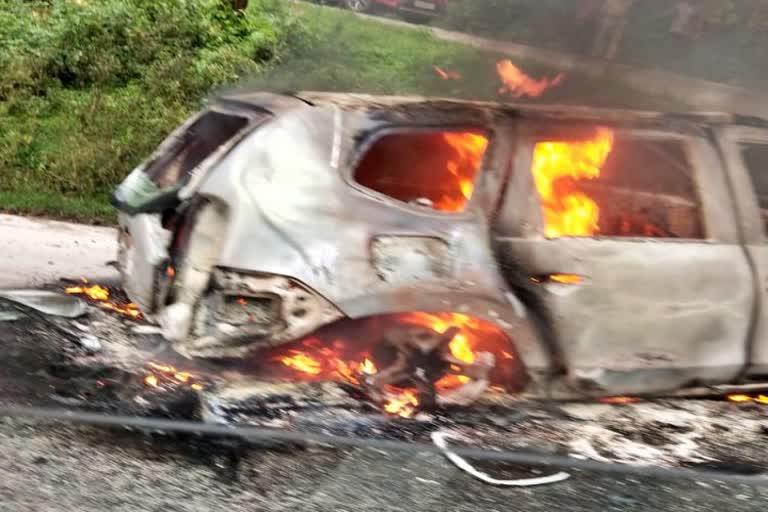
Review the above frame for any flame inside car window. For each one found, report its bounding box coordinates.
[354,130,489,212]
[531,129,704,240]
[532,128,615,238]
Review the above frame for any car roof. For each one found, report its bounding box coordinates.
[212,90,768,130]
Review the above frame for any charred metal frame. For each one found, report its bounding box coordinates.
[115,91,768,400]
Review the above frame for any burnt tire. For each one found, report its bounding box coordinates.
[344,0,372,12]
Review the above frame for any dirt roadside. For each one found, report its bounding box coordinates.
[0,214,118,289]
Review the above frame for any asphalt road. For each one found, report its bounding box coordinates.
[1,214,768,511]
[0,415,767,512]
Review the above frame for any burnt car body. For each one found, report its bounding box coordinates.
[112,91,768,400]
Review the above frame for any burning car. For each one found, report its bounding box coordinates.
[112,91,768,409]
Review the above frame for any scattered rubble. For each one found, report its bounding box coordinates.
[78,334,102,353]
[0,290,87,318]
[1,282,768,481]
[0,310,23,322]
[432,430,571,486]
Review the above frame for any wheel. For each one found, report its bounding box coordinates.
[401,12,432,24]
[344,0,373,12]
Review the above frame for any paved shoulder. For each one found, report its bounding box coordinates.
[0,214,118,288]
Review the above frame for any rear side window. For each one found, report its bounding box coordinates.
[531,128,704,239]
[740,143,768,236]
[354,130,489,212]
[145,111,250,188]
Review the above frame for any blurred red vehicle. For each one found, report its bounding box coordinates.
[326,0,448,24]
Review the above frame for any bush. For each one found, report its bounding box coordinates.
[0,0,305,217]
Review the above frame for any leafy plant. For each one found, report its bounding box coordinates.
[0,0,305,220]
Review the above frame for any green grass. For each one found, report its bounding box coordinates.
[261,4,682,110]
[0,1,680,224]
[0,187,115,224]
[435,0,768,90]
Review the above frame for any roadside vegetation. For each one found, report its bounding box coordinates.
[1,0,673,223]
[0,0,300,222]
[439,0,768,89]
[257,4,679,108]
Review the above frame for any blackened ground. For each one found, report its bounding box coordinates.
[1,417,767,512]
[1,309,768,511]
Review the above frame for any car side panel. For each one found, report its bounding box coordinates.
[494,124,754,397]
[718,126,768,376]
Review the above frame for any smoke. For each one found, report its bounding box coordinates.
[225,0,768,114]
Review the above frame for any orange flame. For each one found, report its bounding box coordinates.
[401,313,481,387]
[549,274,585,284]
[65,280,142,319]
[383,388,420,418]
[270,313,511,417]
[65,284,109,301]
[433,66,462,81]
[728,394,768,404]
[280,350,323,375]
[600,396,641,404]
[402,313,478,366]
[360,358,377,375]
[496,59,564,98]
[143,361,204,391]
[434,132,488,212]
[532,128,615,238]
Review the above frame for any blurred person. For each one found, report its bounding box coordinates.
[575,0,604,52]
[670,0,704,39]
[226,0,248,11]
[577,0,604,23]
[591,0,636,60]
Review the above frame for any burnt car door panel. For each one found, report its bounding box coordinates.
[718,126,768,377]
[113,109,253,313]
[113,96,299,314]
[494,122,753,397]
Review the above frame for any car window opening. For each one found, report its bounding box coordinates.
[145,111,250,189]
[532,129,704,239]
[354,130,489,212]
[740,143,768,237]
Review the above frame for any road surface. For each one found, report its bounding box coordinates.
[0,214,118,288]
[0,214,767,511]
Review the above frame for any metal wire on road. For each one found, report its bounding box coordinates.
[1,404,767,487]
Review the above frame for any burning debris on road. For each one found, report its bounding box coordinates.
[728,394,768,405]
[143,361,205,392]
[65,279,141,319]
[2,282,768,488]
[264,312,518,417]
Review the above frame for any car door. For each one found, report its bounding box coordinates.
[717,126,768,378]
[493,120,754,397]
[114,108,256,313]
